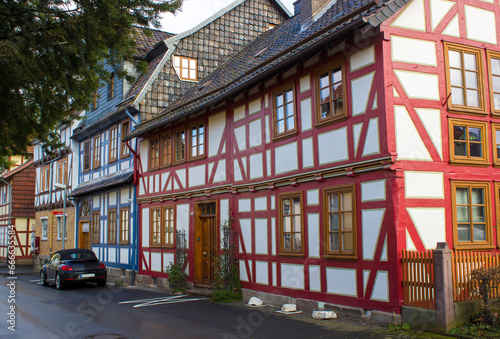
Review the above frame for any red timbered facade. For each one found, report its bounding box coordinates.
[125,0,500,318]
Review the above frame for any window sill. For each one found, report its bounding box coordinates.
[323,253,357,260]
[278,252,305,258]
[315,114,348,129]
[449,160,490,167]
[119,241,130,245]
[273,130,297,143]
[447,107,487,116]
[453,243,495,251]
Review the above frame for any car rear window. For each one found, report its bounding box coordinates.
[60,251,97,260]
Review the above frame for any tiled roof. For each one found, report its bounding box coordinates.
[69,168,134,197]
[125,0,408,140]
[1,159,34,180]
[131,26,175,59]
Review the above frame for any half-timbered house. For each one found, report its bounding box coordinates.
[125,0,500,320]
[0,149,35,264]
[70,0,288,285]
[33,117,81,267]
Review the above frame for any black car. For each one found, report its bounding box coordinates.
[40,249,107,290]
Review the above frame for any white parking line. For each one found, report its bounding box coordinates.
[119,295,205,308]
[29,280,41,284]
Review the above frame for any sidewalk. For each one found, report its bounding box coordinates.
[0,261,38,276]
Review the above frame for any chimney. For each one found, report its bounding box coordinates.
[299,0,330,28]
[293,0,301,16]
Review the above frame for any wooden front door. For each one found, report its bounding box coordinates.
[194,202,217,285]
[79,221,90,249]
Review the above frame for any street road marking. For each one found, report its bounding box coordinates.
[29,280,41,284]
[119,295,205,308]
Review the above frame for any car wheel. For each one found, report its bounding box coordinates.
[40,271,48,286]
[97,279,107,287]
[55,273,65,290]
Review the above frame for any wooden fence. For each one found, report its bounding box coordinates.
[401,249,436,309]
[402,249,500,309]
[453,251,500,302]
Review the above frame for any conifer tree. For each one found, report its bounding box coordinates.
[0,0,182,170]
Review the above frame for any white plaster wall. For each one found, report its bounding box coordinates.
[430,0,455,31]
[188,164,206,188]
[308,213,320,258]
[240,260,250,281]
[465,5,496,44]
[405,171,444,198]
[407,207,446,249]
[249,99,261,115]
[249,119,262,148]
[300,75,311,92]
[394,70,439,100]
[255,197,267,211]
[240,219,252,254]
[275,142,298,174]
[142,207,150,247]
[394,106,432,161]
[238,199,251,212]
[281,263,304,290]
[350,45,375,71]
[326,268,357,296]
[151,252,161,272]
[351,72,374,116]
[120,248,129,264]
[362,209,386,260]
[176,169,186,188]
[163,253,174,267]
[234,125,246,151]
[318,128,348,164]
[415,108,442,159]
[392,36,437,66]
[361,180,386,202]
[108,248,116,263]
[255,219,268,255]
[208,111,226,157]
[363,118,380,156]
[140,140,148,170]
[309,265,321,292]
[249,153,264,179]
[300,98,312,131]
[256,261,268,285]
[371,271,389,302]
[213,159,226,183]
[307,189,319,205]
[302,137,314,169]
[391,0,426,31]
[234,105,245,122]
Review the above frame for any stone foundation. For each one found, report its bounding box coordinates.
[106,267,136,286]
[242,288,401,326]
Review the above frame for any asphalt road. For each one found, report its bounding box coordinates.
[0,274,438,339]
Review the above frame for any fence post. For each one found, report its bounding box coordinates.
[433,242,454,331]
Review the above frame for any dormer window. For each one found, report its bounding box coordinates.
[173,55,198,81]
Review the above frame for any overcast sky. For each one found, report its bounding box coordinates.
[160,0,296,33]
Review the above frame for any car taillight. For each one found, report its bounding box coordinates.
[98,263,106,269]
[60,265,74,271]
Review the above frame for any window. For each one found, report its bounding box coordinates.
[279,192,304,256]
[493,124,500,165]
[495,183,500,248]
[161,133,171,167]
[120,121,130,158]
[40,166,50,191]
[80,201,91,218]
[189,123,205,159]
[119,208,129,244]
[57,216,67,239]
[109,125,118,163]
[92,135,100,169]
[83,140,91,172]
[108,72,115,100]
[324,185,356,259]
[451,181,493,249]
[273,86,296,139]
[150,206,175,247]
[149,137,160,170]
[60,128,67,147]
[91,212,100,244]
[316,59,346,125]
[173,55,198,81]
[56,160,67,185]
[487,51,500,115]
[108,209,116,244]
[163,206,175,247]
[444,43,485,114]
[151,207,162,246]
[41,218,48,240]
[448,118,488,165]
[174,129,186,163]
